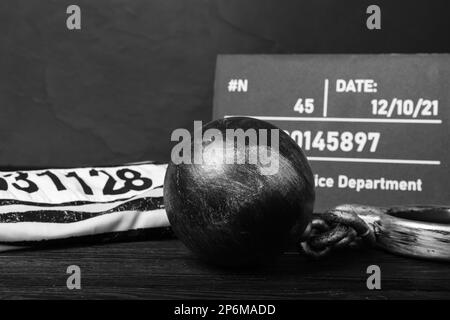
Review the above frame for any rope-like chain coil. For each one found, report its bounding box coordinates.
[299,206,376,258]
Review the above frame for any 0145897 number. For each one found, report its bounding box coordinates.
[285,130,381,153]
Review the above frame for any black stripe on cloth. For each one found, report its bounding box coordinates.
[0,186,163,207]
[0,227,174,248]
[0,197,164,223]
[0,197,130,207]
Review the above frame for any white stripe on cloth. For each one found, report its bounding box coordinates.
[0,163,167,205]
[0,208,169,244]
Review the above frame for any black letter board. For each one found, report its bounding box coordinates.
[213,54,449,212]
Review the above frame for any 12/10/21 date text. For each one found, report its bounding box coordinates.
[371,98,439,118]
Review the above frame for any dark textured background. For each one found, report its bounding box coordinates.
[0,0,449,167]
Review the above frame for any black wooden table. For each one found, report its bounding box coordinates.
[0,239,448,299]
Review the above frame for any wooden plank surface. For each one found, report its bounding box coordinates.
[0,239,448,299]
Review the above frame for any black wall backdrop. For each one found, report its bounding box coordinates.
[0,0,448,167]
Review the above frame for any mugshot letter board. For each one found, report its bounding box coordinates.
[212,54,449,212]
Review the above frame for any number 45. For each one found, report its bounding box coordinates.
[293,98,314,114]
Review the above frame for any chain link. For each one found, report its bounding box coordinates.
[299,206,376,258]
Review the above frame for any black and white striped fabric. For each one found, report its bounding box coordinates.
[0,162,170,252]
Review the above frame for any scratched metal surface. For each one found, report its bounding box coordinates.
[0,239,448,299]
